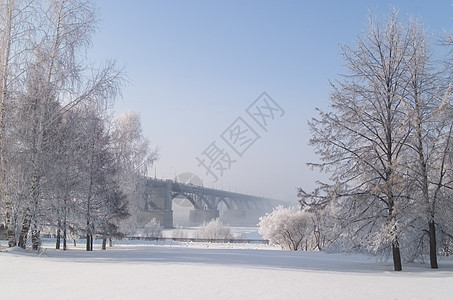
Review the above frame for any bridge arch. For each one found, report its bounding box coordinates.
[171,192,200,209]
[218,197,232,210]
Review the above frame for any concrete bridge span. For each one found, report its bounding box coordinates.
[141,177,283,228]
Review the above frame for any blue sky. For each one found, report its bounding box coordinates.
[90,1,453,203]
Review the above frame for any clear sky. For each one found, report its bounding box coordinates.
[89,0,453,203]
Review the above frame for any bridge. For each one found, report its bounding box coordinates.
[141,177,283,228]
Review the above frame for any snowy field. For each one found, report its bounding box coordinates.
[1,237,452,300]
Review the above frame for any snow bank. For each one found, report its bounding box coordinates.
[6,246,30,254]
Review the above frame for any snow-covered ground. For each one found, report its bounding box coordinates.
[1,237,452,300]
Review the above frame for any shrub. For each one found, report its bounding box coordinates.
[142,218,163,238]
[259,206,312,250]
[197,219,233,240]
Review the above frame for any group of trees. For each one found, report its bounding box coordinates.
[299,10,453,271]
[0,0,157,251]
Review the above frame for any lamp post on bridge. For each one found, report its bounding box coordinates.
[170,166,177,182]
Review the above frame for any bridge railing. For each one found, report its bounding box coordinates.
[126,236,269,245]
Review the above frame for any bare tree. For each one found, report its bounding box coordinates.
[401,20,453,268]
[301,11,415,271]
[110,111,158,234]
[0,0,36,247]
[5,0,123,250]
[0,0,14,246]
[1,1,149,252]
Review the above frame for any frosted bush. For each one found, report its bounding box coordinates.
[142,218,163,238]
[259,206,312,251]
[197,219,233,240]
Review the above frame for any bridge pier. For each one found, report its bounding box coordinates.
[189,209,219,225]
[145,179,174,228]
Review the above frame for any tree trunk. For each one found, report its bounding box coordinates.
[109,238,113,247]
[6,209,16,247]
[102,237,106,250]
[56,223,61,250]
[63,196,67,250]
[19,171,41,249]
[63,230,67,251]
[86,234,91,251]
[85,138,95,251]
[63,225,67,251]
[31,174,41,251]
[429,220,438,269]
[18,207,31,249]
[32,227,40,251]
[392,238,402,271]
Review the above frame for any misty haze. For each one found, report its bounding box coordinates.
[1,1,452,299]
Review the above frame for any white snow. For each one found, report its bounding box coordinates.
[0,239,452,300]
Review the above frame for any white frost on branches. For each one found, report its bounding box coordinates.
[197,219,233,240]
[142,218,163,238]
[259,206,312,251]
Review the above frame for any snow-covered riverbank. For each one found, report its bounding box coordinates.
[1,240,452,300]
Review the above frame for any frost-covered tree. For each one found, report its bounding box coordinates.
[110,111,158,234]
[0,0,15,247]
[300,11,418,271]
[111,111,157,179]
[17,0,98,250]
[0,0,36,248]
[97,187,129,250]
[0,0,124,250]
[400,20,453,268]
[259,206,312,251]
[76,107,116,251]
[301,11,453,270]
[48,110,83,250]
